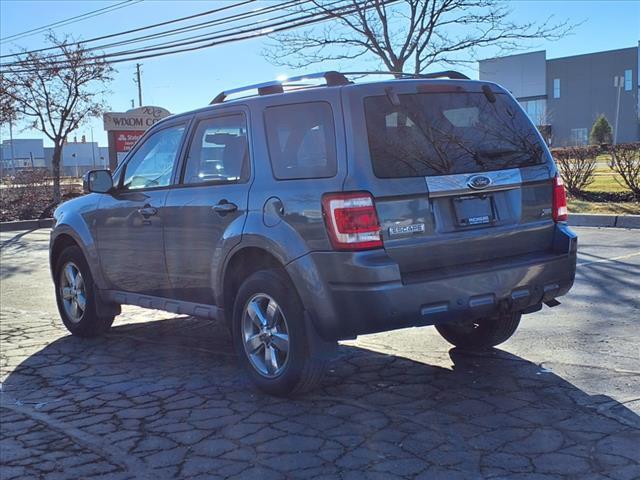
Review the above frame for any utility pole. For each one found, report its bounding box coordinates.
[613,75,623,145]
[134,63,143,107]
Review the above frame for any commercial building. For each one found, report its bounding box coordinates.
[45,141,109,176]
[0,139,46,170]
[479,45,639,146]
[1,138,108,176]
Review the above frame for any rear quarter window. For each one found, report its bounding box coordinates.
[264,102,337,180]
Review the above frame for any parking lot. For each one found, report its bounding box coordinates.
[1,226,639,479]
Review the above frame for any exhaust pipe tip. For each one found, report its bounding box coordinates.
[544,299,561,308]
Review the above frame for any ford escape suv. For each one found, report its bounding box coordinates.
[50,71,577,395]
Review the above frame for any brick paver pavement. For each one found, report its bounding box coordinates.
[2,305,639,479]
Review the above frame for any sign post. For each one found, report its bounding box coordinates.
[102,106,171,171]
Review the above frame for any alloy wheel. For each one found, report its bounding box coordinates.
[60,262,86,324]
[242,293,290,378]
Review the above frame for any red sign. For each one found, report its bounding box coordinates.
[114,130,144,153]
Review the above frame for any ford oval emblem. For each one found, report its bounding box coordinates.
[467,175,492,190]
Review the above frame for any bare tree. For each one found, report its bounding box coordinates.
[609,143,640,199]
[0,74,19,126]
[552,146,598,196]
[1,34,113,202]
[265,0,574,74]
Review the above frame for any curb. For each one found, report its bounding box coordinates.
[0,218,54,232]
[570,214,640,229]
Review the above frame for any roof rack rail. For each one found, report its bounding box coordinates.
[342,70,470,80]
[210,71,350,104]
[209,69,469,104]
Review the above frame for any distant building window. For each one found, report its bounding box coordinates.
[570,128,588,146]
[624,69,632,91]
[553,78,560,98]
[520,99,547,125]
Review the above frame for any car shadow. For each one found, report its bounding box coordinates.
[2,315,639,479]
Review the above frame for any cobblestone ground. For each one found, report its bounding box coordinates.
[1,305,638,480]
[1,228,639,479]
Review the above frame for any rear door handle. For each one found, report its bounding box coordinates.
[137,206,158,218]
[212,200,238,215]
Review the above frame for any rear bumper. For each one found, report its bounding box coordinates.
[286,224,577,341]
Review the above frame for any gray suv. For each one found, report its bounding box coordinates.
[50,71,577,395]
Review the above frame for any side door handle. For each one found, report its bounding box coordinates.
[212,200,238,215]
[137,205,158,218]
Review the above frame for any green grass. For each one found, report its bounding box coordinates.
[584,160,630,193]
[565,154,639,214]
[568,198,640,215]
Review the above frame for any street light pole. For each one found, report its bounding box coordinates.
[613,75,623,145]
[90,128,96,168]
[8,117,16,174]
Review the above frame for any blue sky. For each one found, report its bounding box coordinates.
[1,0,639,146]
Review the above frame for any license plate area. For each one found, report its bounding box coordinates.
[453,195,495,227]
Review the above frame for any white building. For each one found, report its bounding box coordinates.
[44,141,109,176]
[1,138,109,176]
[1,139,46,170]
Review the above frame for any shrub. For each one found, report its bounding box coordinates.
[589,114,613,145]
[609,143,640,199]
[551,146,599,195]
[0,169,82,221]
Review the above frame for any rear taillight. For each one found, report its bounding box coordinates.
[552,174,568,222]
[322,192,382,250]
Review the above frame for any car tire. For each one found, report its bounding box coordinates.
[232,268,330,396]
[54,245,115,337]
[435,312,521,349]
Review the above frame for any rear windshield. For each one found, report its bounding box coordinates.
[364,92,545,178]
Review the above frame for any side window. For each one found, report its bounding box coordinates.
[122,125,185,190]
[265,102,337,180]
[183,114,249,184]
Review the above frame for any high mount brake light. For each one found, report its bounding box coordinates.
[553,175,568,222]
[322,192,382,250]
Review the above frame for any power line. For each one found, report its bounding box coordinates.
[0,0,256,59]
[3,0,314,68]
[95,0,350,59]
[1,0,338,69]
[2,0,397,74]
[1,0,302,64]
[79,0,306,54]
[0,0,141,43]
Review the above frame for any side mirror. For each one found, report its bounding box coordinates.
[83,169,113,194]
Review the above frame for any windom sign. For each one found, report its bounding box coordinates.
[103,106,171,169]
[103,106,171,130]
